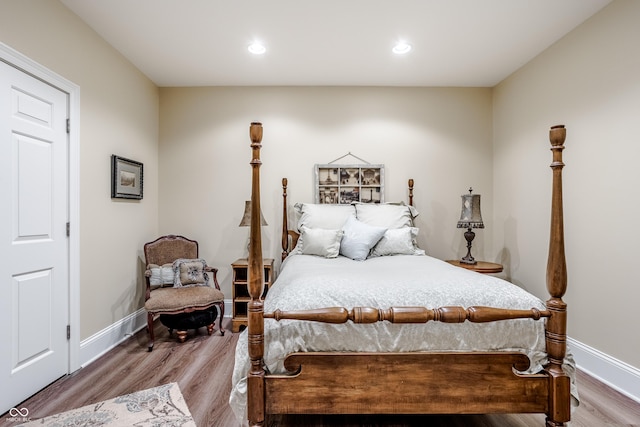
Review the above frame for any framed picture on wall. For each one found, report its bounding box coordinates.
[111,155,143,200]
[314,164,384,204]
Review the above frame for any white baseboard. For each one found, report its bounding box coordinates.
[79,308,148,368]
[79,300,233,368]
[569,337,640,403]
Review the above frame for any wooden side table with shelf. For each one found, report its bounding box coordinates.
[445,260,503,274]
[231,258,274,333]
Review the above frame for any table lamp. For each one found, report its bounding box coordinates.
[457,187,484,265]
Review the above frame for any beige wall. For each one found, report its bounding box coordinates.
[158,86,493,296]
[0,0,160,339]
[493,0,640,369]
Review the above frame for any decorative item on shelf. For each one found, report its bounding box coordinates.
[239,200,268,253]
[457,187,484,265]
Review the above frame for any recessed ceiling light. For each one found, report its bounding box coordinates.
[248,42,266,55]
[392,42,412,55]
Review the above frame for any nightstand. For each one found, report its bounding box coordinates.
[231,258,274,333]
[446,260,503,274]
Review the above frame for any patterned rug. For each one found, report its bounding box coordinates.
[19,382,195,426]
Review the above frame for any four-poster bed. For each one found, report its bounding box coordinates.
[232,122,573,426]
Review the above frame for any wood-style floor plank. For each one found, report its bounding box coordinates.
[2,318,639,427]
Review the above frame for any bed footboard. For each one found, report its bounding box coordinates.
[266,352,549,415]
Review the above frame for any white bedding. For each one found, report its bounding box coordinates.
[229,254,577,420]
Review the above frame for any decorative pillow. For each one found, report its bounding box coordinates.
[339,216,387,261]
[370,227,425,257]
[172,258,209,287]
[354,203,419,229]
[299,226,343,258]
[148,263,174,287]
[295,203,356,230]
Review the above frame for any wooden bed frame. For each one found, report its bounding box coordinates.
[244,122,570,426]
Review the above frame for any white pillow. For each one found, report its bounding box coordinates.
[148,263,174,287]
[371,227,425,257]
[295,203,356,230]
[339,216,387,261]
[354,203,418,229]
[299,227,343,258]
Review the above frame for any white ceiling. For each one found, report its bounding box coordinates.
[60,0,611,87]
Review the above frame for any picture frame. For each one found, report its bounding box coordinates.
[314,164,384,204]
[111,155,143,200]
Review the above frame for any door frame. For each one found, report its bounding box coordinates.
[1,42,81,373]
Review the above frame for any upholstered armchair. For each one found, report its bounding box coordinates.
[143,235,225,351]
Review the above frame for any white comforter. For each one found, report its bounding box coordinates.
[229,254,576,420]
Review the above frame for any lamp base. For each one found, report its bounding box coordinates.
[459,256,477,265]
[460,228,478,265]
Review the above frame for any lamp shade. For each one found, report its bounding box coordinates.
[239,200,268,227]
[457,189,484,229]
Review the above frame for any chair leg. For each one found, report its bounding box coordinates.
[217,302,225,336]
[147,312,155,352]
[207,323,214,335]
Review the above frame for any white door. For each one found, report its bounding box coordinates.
[0,60,70,414]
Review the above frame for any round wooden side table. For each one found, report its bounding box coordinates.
[445,260,504,274]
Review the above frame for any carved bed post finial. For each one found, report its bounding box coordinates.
[282,178,289,261]
[408,179,414,206]
[545,124,570,426]
[248,122,265,427]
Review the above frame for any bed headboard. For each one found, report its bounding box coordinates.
[280,178,416,261]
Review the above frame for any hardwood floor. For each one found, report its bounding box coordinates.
[2,318,639,427]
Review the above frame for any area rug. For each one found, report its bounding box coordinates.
[19,382,196,426]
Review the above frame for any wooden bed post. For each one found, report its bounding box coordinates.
[408,178,414,206]
[248,122,266,427]
[545,125,570,427]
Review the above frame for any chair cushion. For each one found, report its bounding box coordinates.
[145,286,224,313]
